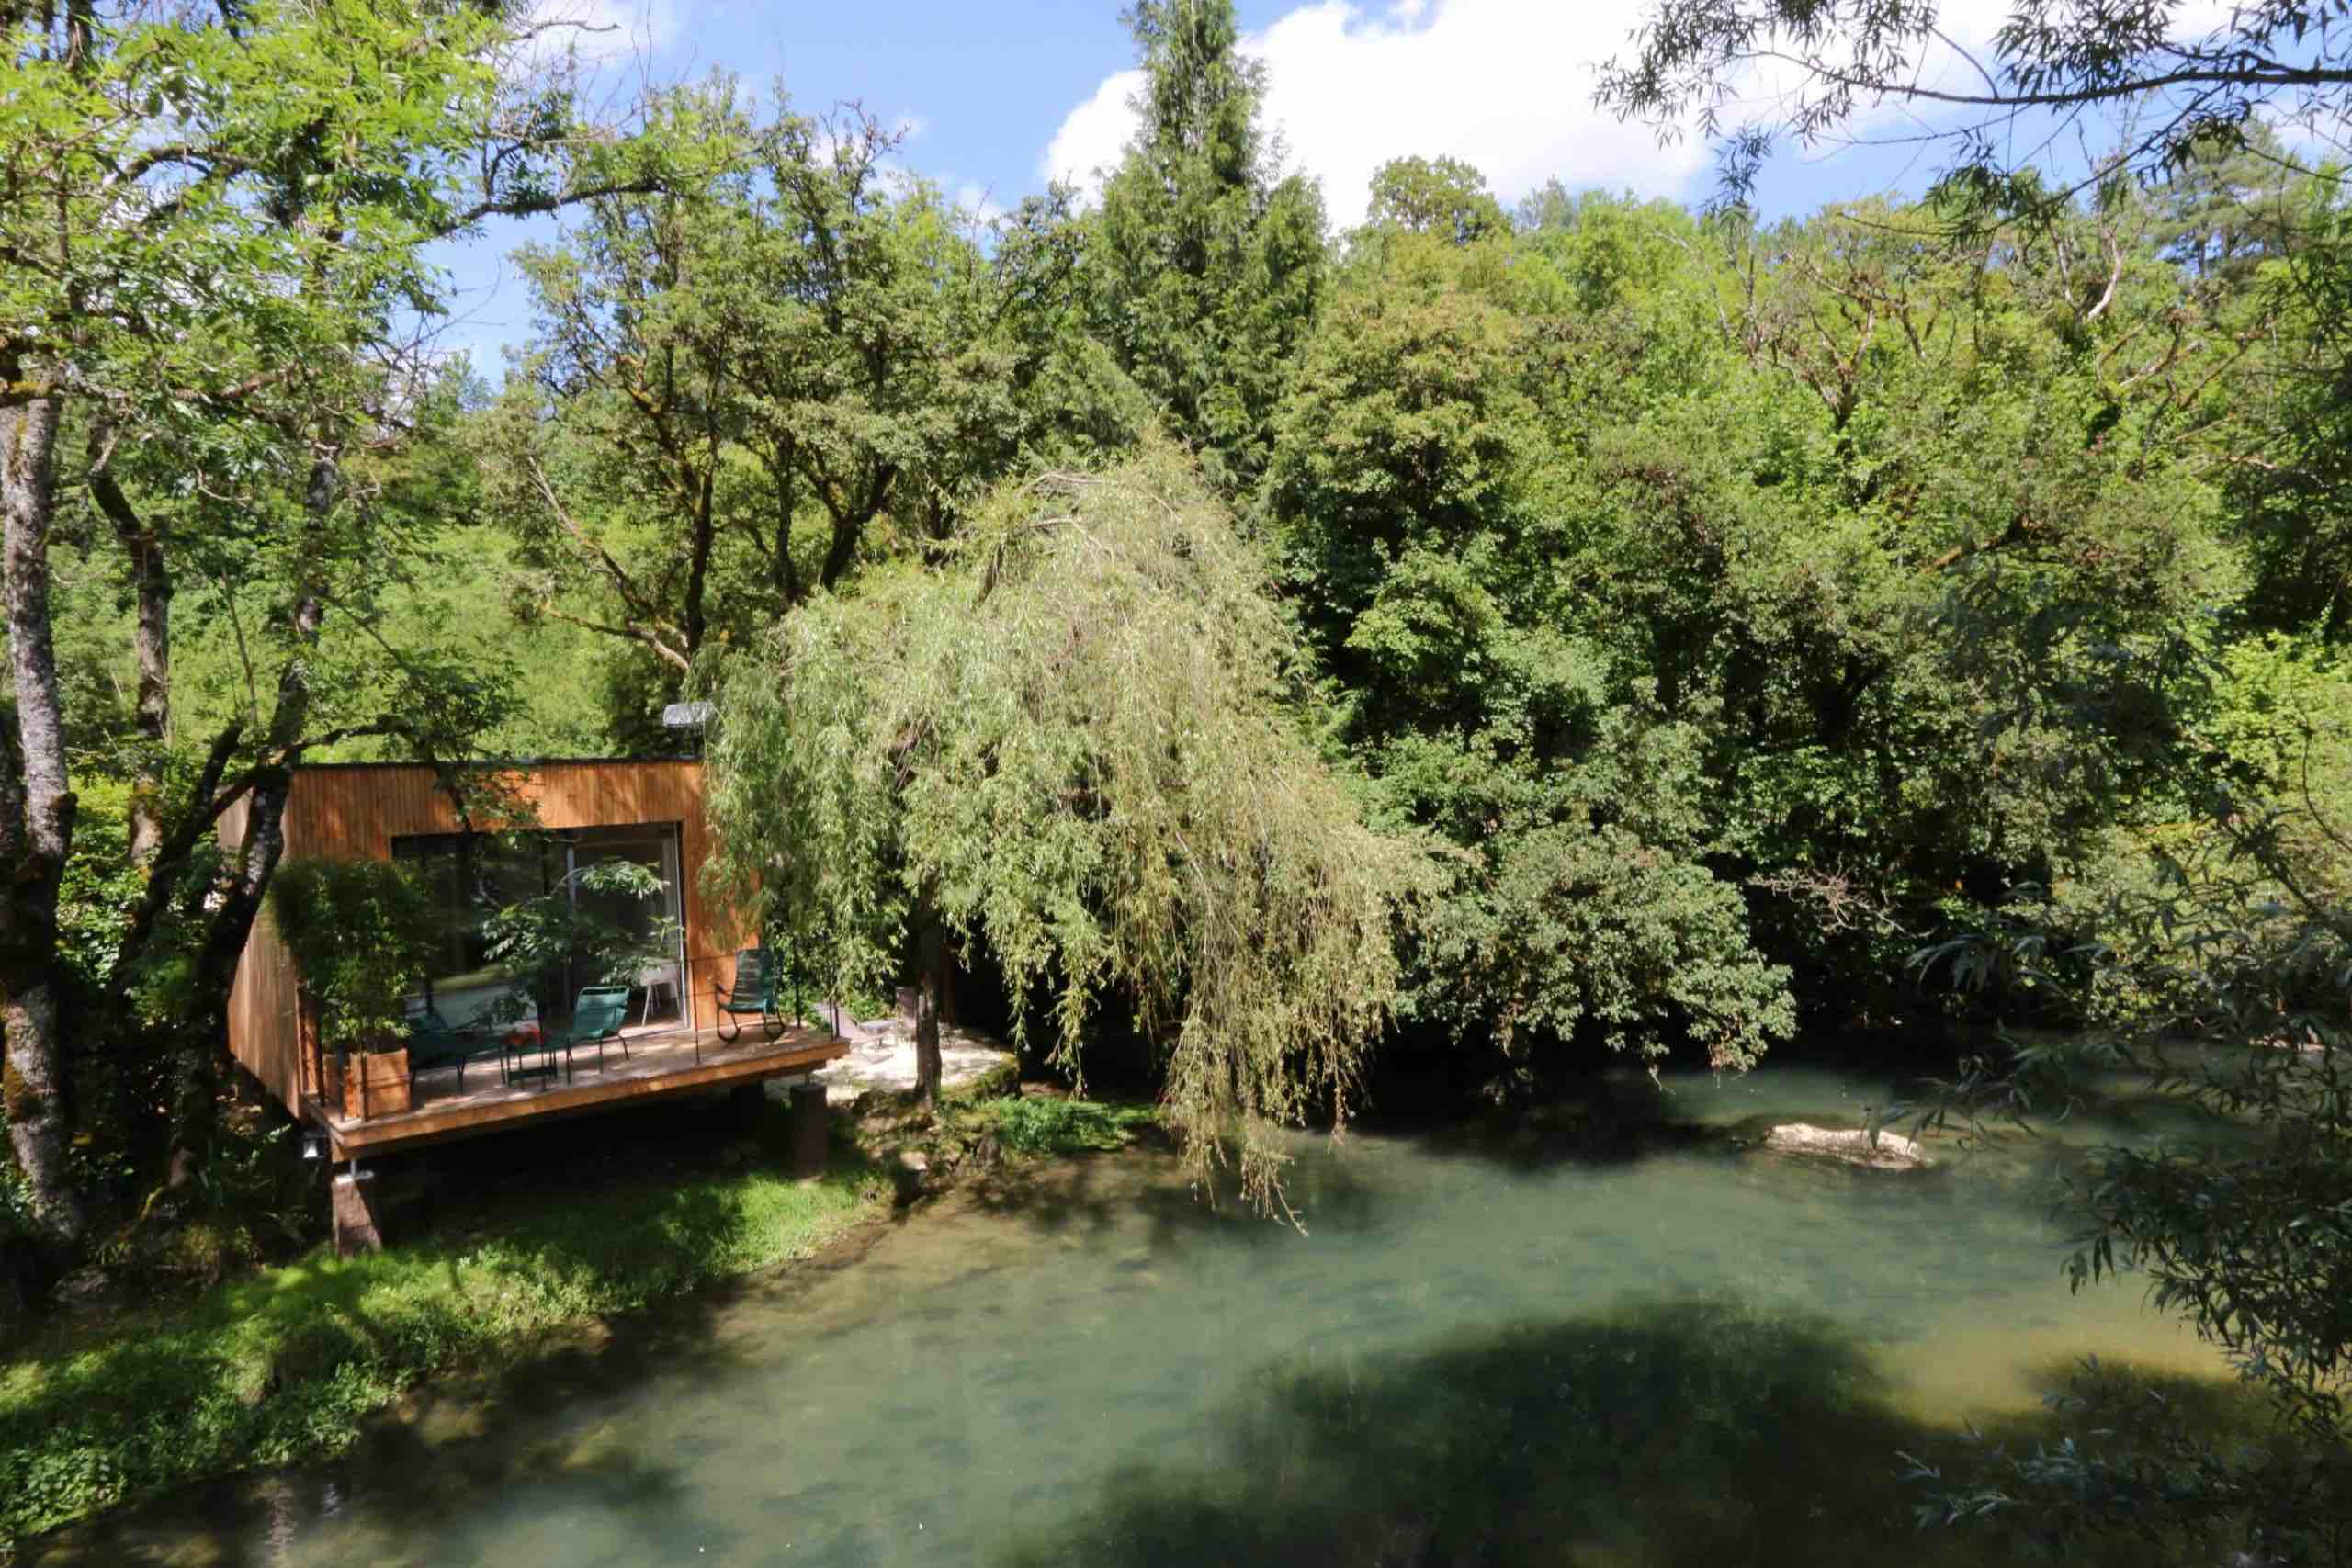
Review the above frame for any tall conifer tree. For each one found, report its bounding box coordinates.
[1089,0,1325,491]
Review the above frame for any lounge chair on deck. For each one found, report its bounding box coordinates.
[405,1006,504,1091]
[708,949,786,1057]
[544,986,633,1080]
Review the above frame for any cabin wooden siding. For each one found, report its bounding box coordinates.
[220,791,317,1112]
[222,760,752,1118]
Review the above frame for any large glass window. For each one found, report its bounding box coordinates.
[390,824,686,1027]
[391,832,558,986]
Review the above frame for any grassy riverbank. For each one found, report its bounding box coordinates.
[0,1122,887,1546]
[0,1081,1165,1551]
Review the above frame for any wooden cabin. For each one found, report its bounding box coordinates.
[222,759,846,1170]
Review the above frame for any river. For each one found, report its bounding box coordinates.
[27,1061,2242,1566]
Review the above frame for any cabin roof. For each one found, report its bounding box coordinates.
[292,756,701,773]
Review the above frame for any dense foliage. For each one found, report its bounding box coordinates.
[704,450,1430,1208]
[11,0,2352,1548]
[1588,2,2352,1551]
[266,860,443,1055]
[2,0,700,1256]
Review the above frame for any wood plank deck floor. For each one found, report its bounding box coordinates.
[312,1021,851,1157]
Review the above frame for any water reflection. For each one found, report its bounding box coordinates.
[996,1301,2293,1568]
[26,1066,2258,1567]
[1008,1301,1952,1568]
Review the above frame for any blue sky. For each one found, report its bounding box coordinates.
[427,0,2068,372]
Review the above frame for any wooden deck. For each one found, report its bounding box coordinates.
[310,1021,851,1159]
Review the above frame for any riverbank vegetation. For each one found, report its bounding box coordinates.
[981,1093,1165,1159]
[0,1077,1165,1548]
[5,0,2349,1556]
[0,1096,888,1544]
[0,1071,1182,1550]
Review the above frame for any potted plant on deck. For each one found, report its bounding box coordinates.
[269,857,444,1120]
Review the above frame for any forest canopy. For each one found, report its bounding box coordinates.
[6,17,2350,1529]
[14,0,2350,1182]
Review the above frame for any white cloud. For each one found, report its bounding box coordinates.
[1044,68,1149,197]
[519,0,684,70]
[1041,2,1712,225]
[1037,0,2269,228]
[955,182,1011,224]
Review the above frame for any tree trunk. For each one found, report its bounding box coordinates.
[160,446,334,1184]
[914,912,946,1107]
[90,448,170,864]
[3,980,79,1242]
[0,386,86,1247]
[683,468,715,656]
[166,758,301,1185]
[766,448,800,605]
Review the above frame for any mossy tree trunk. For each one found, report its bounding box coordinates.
[0,383,87,1250]
[913,898,947,1107]
[162,453,334,1188]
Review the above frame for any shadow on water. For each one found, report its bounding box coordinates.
[21,1080,2304,1568]
[1388,1078,1732,1173]
[1366,1067,1944,1184]
[990,1298,2286,1568]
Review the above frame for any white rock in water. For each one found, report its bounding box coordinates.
[1764,1122,1930,1168]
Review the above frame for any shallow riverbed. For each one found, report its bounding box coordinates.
[27,1062,2240,1566]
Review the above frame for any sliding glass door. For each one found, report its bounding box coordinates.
[563,825,686,1026]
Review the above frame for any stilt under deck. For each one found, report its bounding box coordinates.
[308,1021,851,1159]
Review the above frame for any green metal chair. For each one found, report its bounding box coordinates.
[405,1006,502,1091]
[709,948,785,1056]
[546,986,633,1079]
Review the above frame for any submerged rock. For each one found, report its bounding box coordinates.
[1762,1122,1930,1169]
[892,1147,935,1205]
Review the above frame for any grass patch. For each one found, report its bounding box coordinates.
[0,1124,887,1547]
[981,1094,1161,1156]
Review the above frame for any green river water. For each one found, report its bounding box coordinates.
[28,1062,2245,1567]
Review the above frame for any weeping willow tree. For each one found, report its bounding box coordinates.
[701,448,1431,1210]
